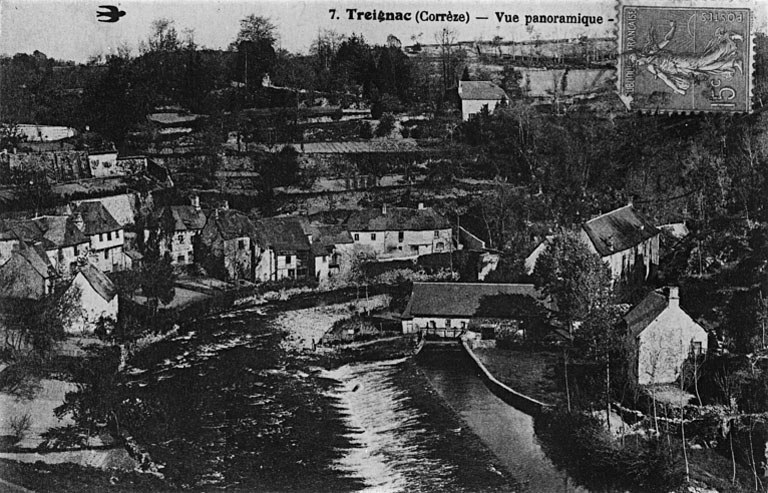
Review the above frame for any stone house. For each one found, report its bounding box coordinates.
[198,208,259,282]
[73,202,125,273]
[401,282,553,339]
[252,216,311,282]
[346,204,453,260]
[64,262,118,335]
[525,205,659,283]
[0,216,89,278]
[458,80,509,121]
[579,205,660,283]
[0,244,56,299]
[299,222,355,284]
[145,196,207,266]
[624,287,708,385]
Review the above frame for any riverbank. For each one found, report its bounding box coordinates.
[471,346,566,408]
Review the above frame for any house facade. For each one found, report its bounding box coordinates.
[146,197,207,266]
[624,287,708,385]
[198,208,259,282]
[252,216,311,282]
[0,245,55,299]
[458,80,509,121]
[579,205,660,283]
[525,205,660,282]
[401,282,552,339]
[73,202,125,273]
[346,204,453,260]
[65,263,118,334]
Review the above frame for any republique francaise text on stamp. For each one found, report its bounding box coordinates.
[617,0,757,113]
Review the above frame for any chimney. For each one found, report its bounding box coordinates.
[418,202,425,210]
[72,212,85,232]
[382,203,387,215]
[667,286,679,308]
[191,195,201,211]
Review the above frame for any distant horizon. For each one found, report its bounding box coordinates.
[1,0,619,63]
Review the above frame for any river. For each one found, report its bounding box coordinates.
[116,303,583,491]
[418,347,587,493]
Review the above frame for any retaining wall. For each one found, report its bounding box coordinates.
[460,338,552,415]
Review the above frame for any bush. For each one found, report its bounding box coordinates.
[375,113,396,137]
[9,413,32,443]
[358,121,373,139]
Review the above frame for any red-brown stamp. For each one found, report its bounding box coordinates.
[617,0,757,113]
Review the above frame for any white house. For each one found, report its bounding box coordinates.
[624,287,708,386]
[458,80,509,121]
[65,263,118,334]
[73,202,125,273]
[525,205,660,283]
[401,282,553,339]
[87,150,119,178]
[346,204,453,260]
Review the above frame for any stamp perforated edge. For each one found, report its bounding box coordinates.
[614,0,761,115]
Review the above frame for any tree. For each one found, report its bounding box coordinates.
[144,18,181,53]
[533,232,613,331]
[230,15,278,90]
[232,14,278,48]
[574,304,630,430]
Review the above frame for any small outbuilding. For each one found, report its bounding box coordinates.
[65,263,118,334]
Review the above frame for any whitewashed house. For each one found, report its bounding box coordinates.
[525,205,660,283]
[73,202,125,273]
[624,287,708,386]
[458,80,509,121]
[65,263,118,334]
[346,204,452,260]
[401,282,552,339]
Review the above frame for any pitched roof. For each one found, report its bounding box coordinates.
[76,194,138,227]
[17,243,55,279]
[155,205,207,232]
[581,205,660,257]
[458,80,508,100]
[253,216,310,252]
[402,282,552,319]
[33,216,89,248]
[623,289,669,338]
[205,209,258,241]
[346,207,450,232]
[73,201,122,235]
[77,262,116,301]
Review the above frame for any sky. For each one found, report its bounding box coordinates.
[0,0,619,62]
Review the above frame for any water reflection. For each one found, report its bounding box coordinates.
[418,347,588,493]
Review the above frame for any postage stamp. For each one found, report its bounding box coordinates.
[617,0,757,113]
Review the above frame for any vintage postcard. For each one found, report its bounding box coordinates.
[1,0,768,492]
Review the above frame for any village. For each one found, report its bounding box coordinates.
[0,6,767,493]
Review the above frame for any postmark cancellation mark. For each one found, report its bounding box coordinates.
[618,2,755,113]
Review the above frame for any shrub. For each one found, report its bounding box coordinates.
[358,121,373,139]
[375,113,396,137]
[9,413,32,443]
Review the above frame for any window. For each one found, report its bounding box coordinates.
[100,233,104,242]
[107,231,112,241]
[410,245,418,253]
[690,341,703,357]
[445,319,452,328]
[434,230,440,239]
[178,255,185,264]
[371,233,376,241]
[238,239,246,250]
[178,234,184,244]
[398,231,404,242]
[104,250,109,260]
[435,242,445,252]
[354,233,359,241]
[74,246,79,256]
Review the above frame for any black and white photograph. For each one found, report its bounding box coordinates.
[0,0,767,490]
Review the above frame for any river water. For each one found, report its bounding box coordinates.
[417,347,587,493]
[118,304,583,491]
